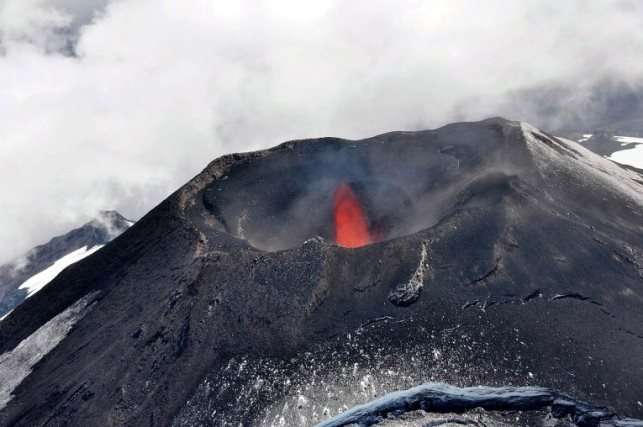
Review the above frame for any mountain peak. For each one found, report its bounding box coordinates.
[0,211,135,319]
[87,210,134,239]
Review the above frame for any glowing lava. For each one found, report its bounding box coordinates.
[333,183,371,248]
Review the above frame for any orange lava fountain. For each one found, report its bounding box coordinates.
[333,183,371,248]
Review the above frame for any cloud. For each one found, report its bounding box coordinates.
[0,0,107,54]
[0,0,642,264]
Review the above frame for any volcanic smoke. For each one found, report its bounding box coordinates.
[333,183,371,248]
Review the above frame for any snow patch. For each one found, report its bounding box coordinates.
[18,245,103,298]
[0,310,12,322]
[0,293,98,410]
[609,137,643,170]
[615,136,643,145]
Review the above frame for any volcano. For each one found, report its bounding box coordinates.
[1,118,643,426]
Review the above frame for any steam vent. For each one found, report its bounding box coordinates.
[1,118,643,426]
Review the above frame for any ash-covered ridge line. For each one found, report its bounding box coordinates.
[316,383,643,427]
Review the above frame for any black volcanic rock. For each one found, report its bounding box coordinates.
[0,118,642,426]
[0,210,133,318]
[577,131,623,157]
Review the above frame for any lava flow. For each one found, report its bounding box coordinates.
[333,183,371,248]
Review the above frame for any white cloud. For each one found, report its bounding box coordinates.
[1,0,643,263]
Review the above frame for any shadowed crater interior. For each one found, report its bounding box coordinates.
[202,134,490,251]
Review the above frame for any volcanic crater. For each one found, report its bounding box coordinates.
[200,119,532,252]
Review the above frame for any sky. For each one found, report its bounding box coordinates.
[1,0,643,264]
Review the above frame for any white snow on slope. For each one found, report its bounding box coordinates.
[615,136,643,144]
[0,310,12,322]
[0,293,97,410]
[609,136,643,170]
[18,245,103,298]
